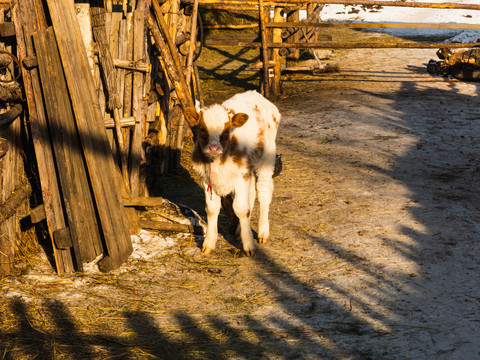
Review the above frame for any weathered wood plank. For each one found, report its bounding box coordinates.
[34,27,104,263]
[13,0,75,274]
[129,5,147,197]
[46,0,132,271]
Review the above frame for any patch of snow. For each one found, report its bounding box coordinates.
[298,1,480,41]
[129,229,178,260]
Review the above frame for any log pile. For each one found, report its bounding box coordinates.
[0,0,201,275]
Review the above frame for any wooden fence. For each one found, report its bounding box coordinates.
[195,0,480,96]
[0,0,200,275]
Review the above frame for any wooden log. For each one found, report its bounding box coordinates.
[104,116,135,128]
[34,27,105,263]
[45,0,133,272]
[140,219,203,235]
[0,181,31,224]
[13,0,75,274]
[148,4,195,128]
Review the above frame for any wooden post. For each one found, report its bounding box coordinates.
[91,6,129,190]
[129,4,147,197]
[259,0,270,98]
[45,0,132,272]
[271,6,283,96]
[285,7,300,71]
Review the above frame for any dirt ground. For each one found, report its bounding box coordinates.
[2,30,480,359]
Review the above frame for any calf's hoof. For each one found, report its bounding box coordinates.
[202,246,214,254]
[244,249,255,257]
[258,236,269,244]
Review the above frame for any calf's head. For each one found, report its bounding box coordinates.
[186,105,249,160]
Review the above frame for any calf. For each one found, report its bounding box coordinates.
[185,90,280,256]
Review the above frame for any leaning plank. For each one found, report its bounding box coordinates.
[129,6,147,197]
[34,27,104,263]
[46,0,132,271]
[13,0,74,274]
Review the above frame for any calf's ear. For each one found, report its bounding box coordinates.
[231,113,249,128]
[184,107,200,125]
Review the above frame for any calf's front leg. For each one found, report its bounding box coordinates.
[202,186,221,254]
[233,179,255,256]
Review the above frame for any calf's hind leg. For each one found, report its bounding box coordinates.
[256,163,274,244]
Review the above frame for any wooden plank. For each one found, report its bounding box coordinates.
[46,0,132,271]
[34,27,104,264]
[129,6,147,197]
[12,0,75,274]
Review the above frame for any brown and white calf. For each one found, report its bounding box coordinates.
[185,90,280,256]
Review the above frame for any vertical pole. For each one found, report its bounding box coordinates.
[259,0,270,98]
[271,6,283,96]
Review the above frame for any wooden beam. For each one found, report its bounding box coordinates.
[195,0,480,10]
[46,0,132,272]
[236,41,480,49]
[266,22,480,29]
